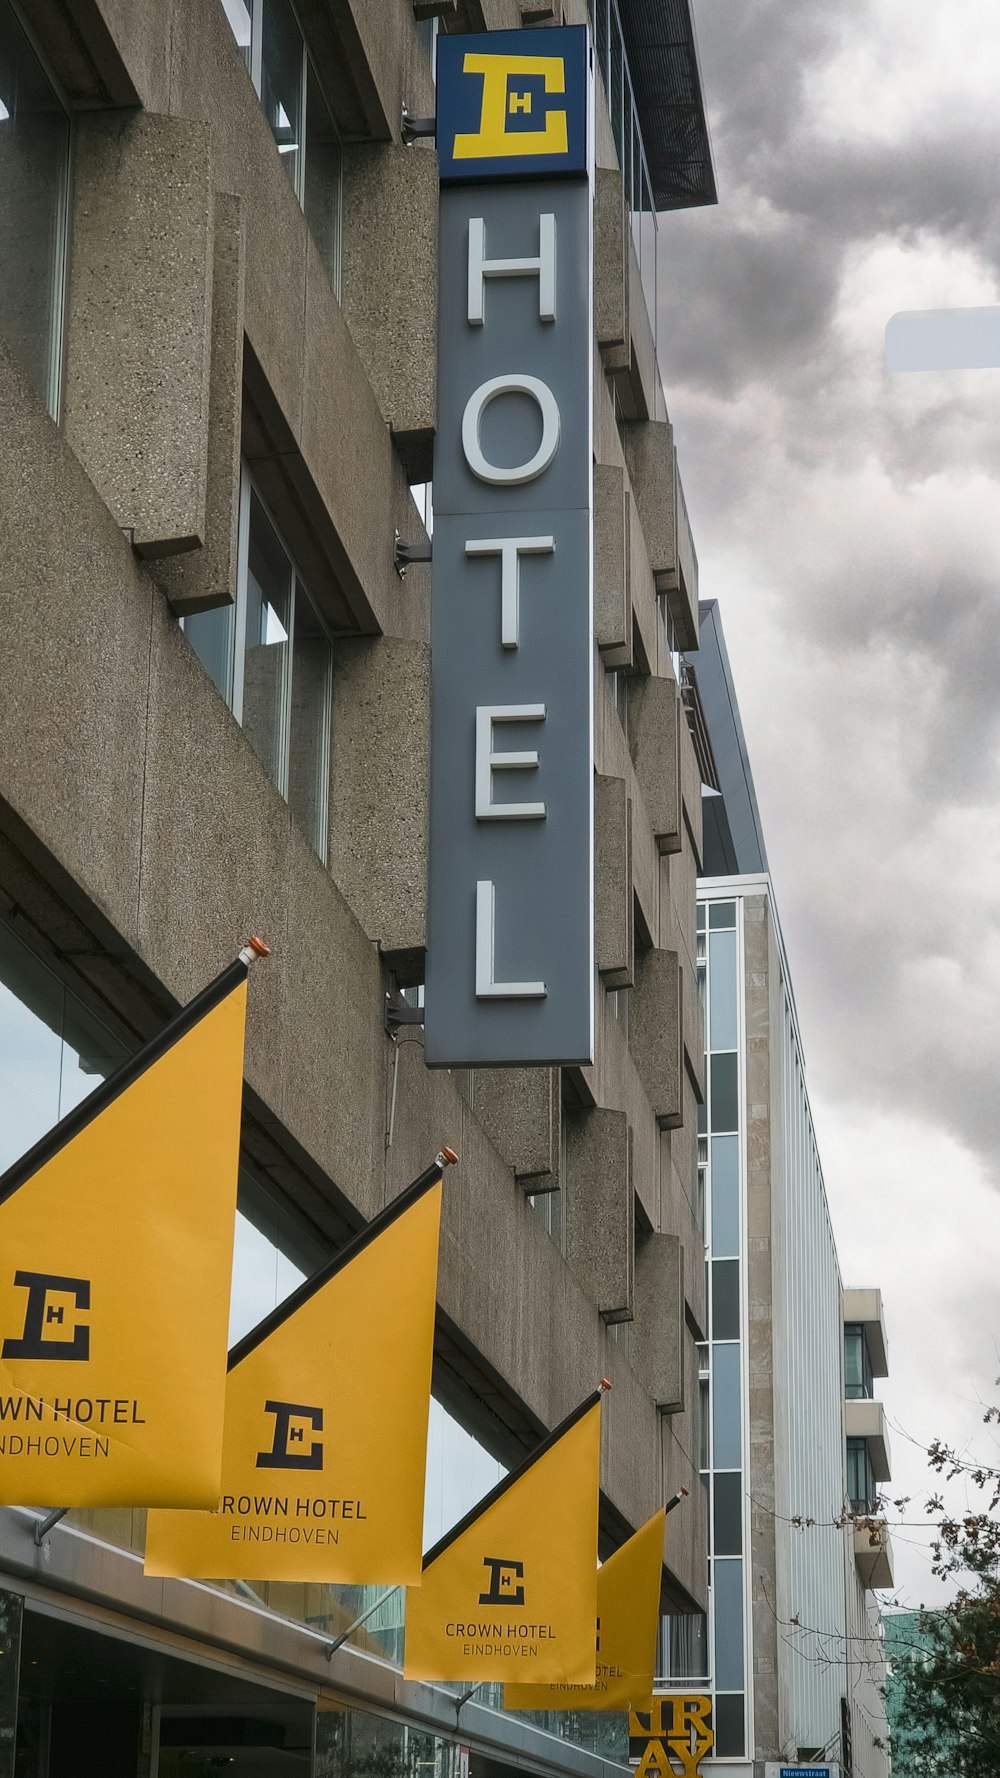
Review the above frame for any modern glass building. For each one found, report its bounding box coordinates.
[679,604,894,1778]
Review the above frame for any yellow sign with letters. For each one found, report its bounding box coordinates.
[505,1506,666,1711]
[145,1167,442,1583]
[404,1394,601,1684]
[0,959,248,1507]
[629,1697,714,1778]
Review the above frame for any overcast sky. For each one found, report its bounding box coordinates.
[658,0,1000,1611]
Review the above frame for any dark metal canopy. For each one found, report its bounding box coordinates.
[618,0,718,210]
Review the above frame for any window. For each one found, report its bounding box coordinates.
[221,0,342,293]
[658,1611,708,1683]
[845,1322,873,1399]
[607,983,630,1038]
[847,1435,878,1513]
[185,469,333,859]
[0,0,70,417]
[605,666,629,739]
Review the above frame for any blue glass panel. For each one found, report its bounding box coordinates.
[708,928,737,1050]
[713,1558,744,1689]
[713,1692,745,1757]
[710,1052,738,1134]
[708,901,735,929]
[712,1343,741,1468]
[711,1134,739,1256]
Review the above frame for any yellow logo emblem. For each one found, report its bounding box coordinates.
[454,53,569,161]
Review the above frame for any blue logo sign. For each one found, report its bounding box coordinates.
[436,27,589,183]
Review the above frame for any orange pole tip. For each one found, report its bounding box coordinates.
[439,1145,459,1166]
[599,1377,613,1392]
[248,936,270,957]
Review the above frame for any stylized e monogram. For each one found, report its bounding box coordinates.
[2,1271,91,1361]
[255,1399,324,1471]
[454,54,568,161]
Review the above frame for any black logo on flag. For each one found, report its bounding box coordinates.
[479,1556,525,1605]
[256,1399,324,1470]
[2,1271,91,1361]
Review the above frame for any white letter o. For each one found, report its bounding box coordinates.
[461,374,560,486]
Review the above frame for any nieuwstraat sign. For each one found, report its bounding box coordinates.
[425,26,595,1068]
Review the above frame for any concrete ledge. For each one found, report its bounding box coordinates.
[160,190,246,615]
[565,1107,634,1322]
[633,1232,684,1409]
[595,166,627,353]
[623,418,676,595]
[629,676,682,854]
[596,774,633,986]
[64,111,214,557]
[594,462,630,661]
[631,947,683,1129]
[341,143,438,481]
[473,1067,560,1187]
[328,635,431,955]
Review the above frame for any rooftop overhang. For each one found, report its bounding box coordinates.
[845,1398,892,1482]
[617,0,718,211]
[854,1519,895,1591]
[844,1286,889,1377]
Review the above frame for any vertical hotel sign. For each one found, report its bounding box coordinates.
[425,27,595,1068]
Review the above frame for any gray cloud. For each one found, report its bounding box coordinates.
[657,0,1000,1194]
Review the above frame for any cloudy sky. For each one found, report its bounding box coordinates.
[658,0,1000,1610]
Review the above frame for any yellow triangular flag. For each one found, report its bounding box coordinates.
[144,1166,443,1582]
[403,1393,601,1684]
[0,956,250,1507]
[504,1506,666,1711]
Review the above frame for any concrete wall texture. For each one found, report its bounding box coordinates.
[0,0,711,1719]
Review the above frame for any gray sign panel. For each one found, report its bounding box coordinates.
[425,176,594,1067]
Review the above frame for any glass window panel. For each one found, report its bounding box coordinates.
[287,579,332,858]
[713,1471,742,1556]
[696,902,706,931]
[228,1200,307,1346]
[713,1559,744,1690]
[422,1397,505,1552]
[261,0,303,194]
[710,1134,739,1257]
[712,1259,740,1341]
[658,1611,707,1682]
[220,0,252,66]
[697,1096,707,1137]
[708,928,738,1050]
[184,601,236,703]
[242,491,292,788]
[711,1342,741,1469]
[304,59,342,294]
[847,1436,876,1511]
[709,1051,739,1134]
[844,1325,864,1398]
[713,1693,745,1758]
[0,0,70,415]
[708,900,736,929]
[0,921,127,1171]
[698,1377,709,1470]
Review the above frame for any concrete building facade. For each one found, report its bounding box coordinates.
[0,1,717,1774]
[670,605,893,1778]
